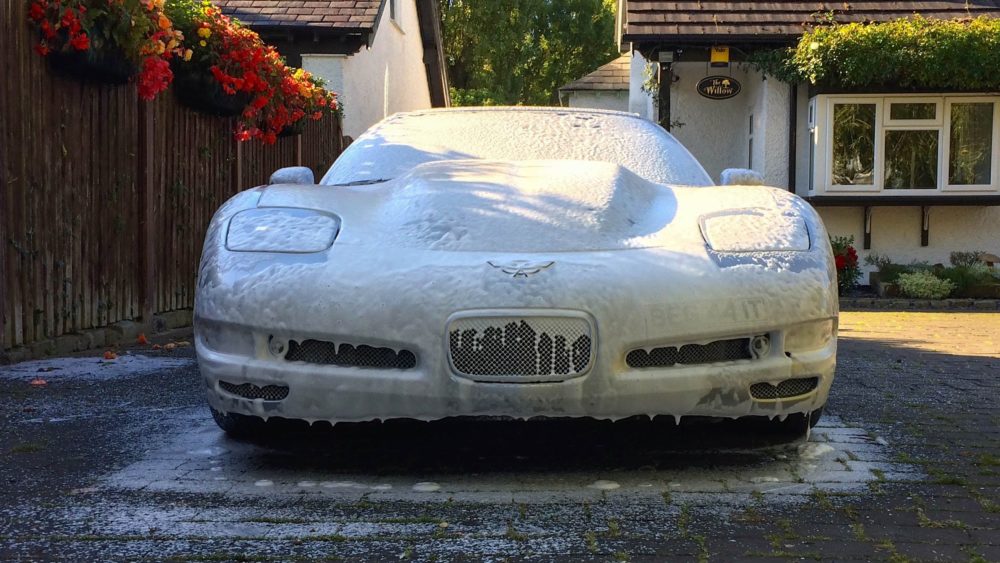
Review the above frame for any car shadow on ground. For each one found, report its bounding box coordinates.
[225,414,813,475]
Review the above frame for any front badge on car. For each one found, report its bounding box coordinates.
[487,260,555,278]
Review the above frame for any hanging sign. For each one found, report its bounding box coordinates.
[710,46,730,68]
[696,76,741,100]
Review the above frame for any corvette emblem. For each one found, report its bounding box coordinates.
[487,260,555,278]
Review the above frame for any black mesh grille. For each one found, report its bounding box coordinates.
[219,380,289,401]
[750,377,819,400]
[284,339,417,370]
[448,317,593,380]
[626,337,755,368]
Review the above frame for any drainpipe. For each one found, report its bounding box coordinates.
[787,82,797,193]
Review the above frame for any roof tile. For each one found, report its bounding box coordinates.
[216,0,383,30]
[623,1,1000,40]
[560,55,631,92]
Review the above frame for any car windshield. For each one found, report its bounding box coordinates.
[320,108,713,187]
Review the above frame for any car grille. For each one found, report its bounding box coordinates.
[750,377,819,400]
[219,380,290,401]
[448,315,593,381]
[626,336,762,368]
[284,339,417,369]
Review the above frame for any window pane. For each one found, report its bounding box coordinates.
[890,103,936,121]
[832,104,876,185]
[884,130,939,189]
[949,103,994,185]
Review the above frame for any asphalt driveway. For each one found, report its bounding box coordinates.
[1,311,998,562]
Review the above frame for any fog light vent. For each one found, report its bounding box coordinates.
[626,336,762,369]
[750,377,819,400]
[219,380,290,401]
[285,339,417,370]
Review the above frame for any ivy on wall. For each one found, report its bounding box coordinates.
[748,15,1000,90]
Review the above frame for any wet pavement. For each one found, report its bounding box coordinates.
[1,311,998,561]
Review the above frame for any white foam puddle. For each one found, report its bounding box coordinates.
[412,482,442,492]
[0,354,193,381]
[588,480,621,491]
[321,481,365,489]
[102,410,921,504]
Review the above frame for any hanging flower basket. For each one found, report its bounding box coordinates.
[278,120,306,138]
[172,67,251,117]
[47,45,137,85]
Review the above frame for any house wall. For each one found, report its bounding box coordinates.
[629,51,656,119]
[817,206,1000,268]
[302,0,432,139]
[627,58,791,185]
[628,60,1000,270]
[564,90,629,112]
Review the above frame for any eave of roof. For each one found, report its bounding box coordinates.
[621,1,1000,44]
[559,55,631,93]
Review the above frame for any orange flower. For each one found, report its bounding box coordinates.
[159,13,171,30]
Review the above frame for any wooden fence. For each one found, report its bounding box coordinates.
[0,1,343,351]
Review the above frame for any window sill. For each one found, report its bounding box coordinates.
[805,194,1000,206]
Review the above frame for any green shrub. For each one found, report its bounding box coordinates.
[878,264,913,284]
[896,271,956,299]
[938,264,997,294]
[950,251,986,268]
[749,16,1000,91]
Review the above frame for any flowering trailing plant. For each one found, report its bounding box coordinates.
[27,0,187,100]
[166,0,340,144]
[830,235,861,295]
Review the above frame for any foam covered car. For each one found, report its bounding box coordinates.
[195,107,838,436]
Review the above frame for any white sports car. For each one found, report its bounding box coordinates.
[195,107,838,436]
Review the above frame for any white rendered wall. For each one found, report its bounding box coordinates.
[303,0,432,138]
[565,90,629,112]
[628,51,656,120]
[817,206,1000,272]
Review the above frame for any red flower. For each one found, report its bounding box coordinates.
[835,255,846,270]
[69,32,90,51]
[28,2,46,22]
[40,20,56,40]
[34,42,51,56]
[137,56,172,101]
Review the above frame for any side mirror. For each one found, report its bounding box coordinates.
[720,168,765,186]
[269,166,315,185]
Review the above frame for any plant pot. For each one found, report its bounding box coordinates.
[874,280,900,298]
[172,68,251,117]
[48,47,137,85]
[278,121,306,138]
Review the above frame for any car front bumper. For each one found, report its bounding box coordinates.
[196,319,836,424]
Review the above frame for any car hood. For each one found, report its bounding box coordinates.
[257,159,807,253]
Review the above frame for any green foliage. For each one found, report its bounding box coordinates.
[896,271,956,299]
[937,264,997,294]
[438,0,619,105]
[950,251,986,268]
[749,16,1000,90]
[830,235,861,294]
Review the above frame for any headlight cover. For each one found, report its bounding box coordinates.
[784,319,836,354]
[226,208,340,253]
[700,209,810,252]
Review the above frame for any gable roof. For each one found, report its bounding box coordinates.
[214,1,382,30]
[559,55,630,93]
[622,1,1000,43]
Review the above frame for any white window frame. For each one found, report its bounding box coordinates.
[812,93,1000,196]
[884,97,942,126]
[942,96,1000,192]
[825,97,883,192]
